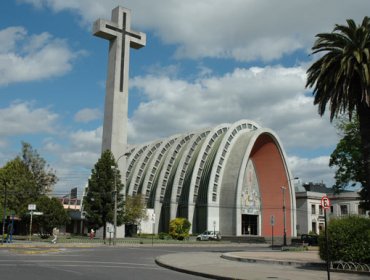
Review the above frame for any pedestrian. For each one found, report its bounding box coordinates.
[51,227,59,244]
[89,229,95,240]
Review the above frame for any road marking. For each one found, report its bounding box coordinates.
[0,259,157,267]
[0,263,162,270]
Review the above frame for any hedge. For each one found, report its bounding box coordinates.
[319,216,370,263]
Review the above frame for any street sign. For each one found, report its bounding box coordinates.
[28,204,36,211]
[322,195,331,280]
[321,195,331,209]
[32,212,43,215]
[270,215,275,226]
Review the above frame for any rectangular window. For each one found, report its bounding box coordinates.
[311,204,316,214]
[319,205,323,215]
[311,222,317,234]
[212,193,217,202]
[330,205,333,213]
[340,205,348,215]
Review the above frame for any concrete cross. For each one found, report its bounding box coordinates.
[93,6,145,177]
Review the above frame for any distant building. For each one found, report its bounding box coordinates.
[295,182,367,235]
[57,188,86,235]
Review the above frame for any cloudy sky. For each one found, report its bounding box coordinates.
[1,0,369,196]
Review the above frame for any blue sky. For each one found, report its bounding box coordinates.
[1,0,369,196]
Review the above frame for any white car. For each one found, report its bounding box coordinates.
[196,230,221,241]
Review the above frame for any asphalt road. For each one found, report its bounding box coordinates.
[0,244,249,280]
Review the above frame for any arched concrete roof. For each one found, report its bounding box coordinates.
[171,128,210,219]
[142,134,179,212]
[126,120,295,236]
[125,144,148,191]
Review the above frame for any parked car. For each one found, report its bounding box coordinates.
[196,231,222,241]
[300,234,318,246]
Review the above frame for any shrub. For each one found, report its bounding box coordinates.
[169,217,191,240]
[319,216,370,263]
[158,232,170,240]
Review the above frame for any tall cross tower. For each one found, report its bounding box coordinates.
[93,6,146,176]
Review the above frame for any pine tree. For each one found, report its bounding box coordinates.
[83,150,124,240]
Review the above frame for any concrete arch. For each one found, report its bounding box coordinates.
[157,133,194,204]
[230,129,296,237]
[207,120,260,233]
[171,128,210,220]
[188,123,229,233]
[142,135,178,232]
[125,144,148,194]
[156,133,194,233]
[127,140,162,196]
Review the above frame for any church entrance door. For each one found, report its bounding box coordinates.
[242,214,258,235]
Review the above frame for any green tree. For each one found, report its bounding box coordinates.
[169,217,191,240]
[0,142,58,218]
[0,158,38,216]
[83,150,124,240]
[21,142,58,194]
[123,194,147,228]
[306,17,370,209]
[329,116,366,193]
[28,196,70,235]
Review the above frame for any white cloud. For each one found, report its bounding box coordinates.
[46,128,102,193]
[42,138,63,153]
[18,0,117,27]
[19,0,370,61]
[0,26,78,85]
[0,140,8,149]
[69,126,102,150]
[53,165,92,195]
[0,101,58,136]
[15,0,355,191]
[0,26,26,53]
[60,151,100,168]
[74,108,102,123]
[288,155,335,187]
[128,65,338,151]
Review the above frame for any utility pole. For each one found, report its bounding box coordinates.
[281,186,287,246]
[113,152,131,246]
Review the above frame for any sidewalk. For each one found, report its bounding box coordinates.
[156,250,369,280]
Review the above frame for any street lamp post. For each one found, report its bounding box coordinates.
[113,167,117,246]
[281,186,287,246]
[1,184,7,245]
[112,152,131,246]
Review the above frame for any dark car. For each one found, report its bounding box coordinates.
[301,234,318,246]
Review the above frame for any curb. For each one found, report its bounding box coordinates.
[221,253,325,269]
[155,257,242,280]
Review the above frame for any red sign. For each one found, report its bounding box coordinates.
[321,195,331,209]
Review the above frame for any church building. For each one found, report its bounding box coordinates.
[92,6,296,240]
[125,119,296,238]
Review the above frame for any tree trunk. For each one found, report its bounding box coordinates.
[358,101,370,210]
[103,223,106,242]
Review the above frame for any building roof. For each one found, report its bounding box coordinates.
[302,182,335,193]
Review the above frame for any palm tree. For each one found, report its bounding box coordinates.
[306,17,370,209]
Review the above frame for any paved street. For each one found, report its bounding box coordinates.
[0,244,368,280]
[0,245,211,280]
